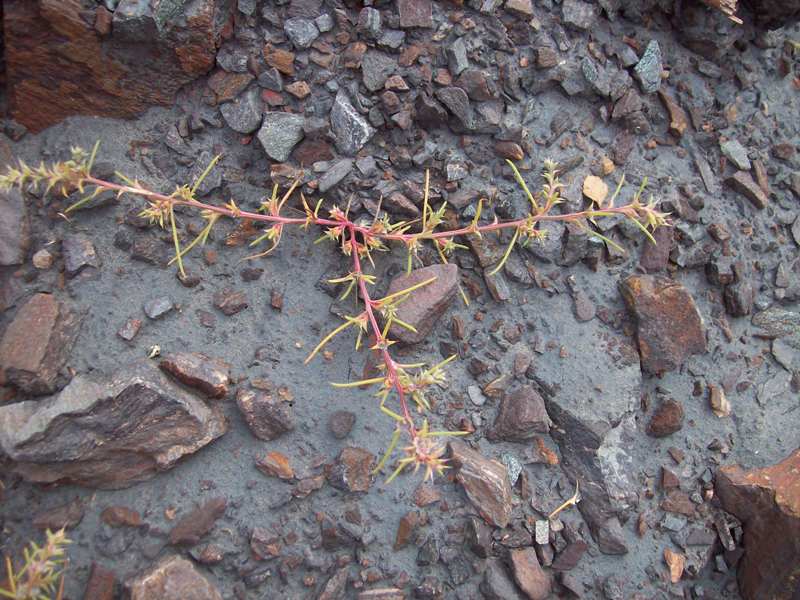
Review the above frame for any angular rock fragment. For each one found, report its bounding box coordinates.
[160,352,231,399]
[509,547,551,600]
[0,361,227,488]
[449,441,512,528]
[328,410,356,439]
[84,563,116,600]
[726,171,768,209]
[330,90,375,156]
[362,51,396,92]
[127,555,222,600]
[561,0,597,29]
[256,451,294,480]
[435,86,474,129]
[716,448,800,600]
[169,497,227,546]
[62,234,100,277]
[33,497,85,531]
[236,388,295,440]
[258,112,305,162]
[143,296,173,319]
[488,386,551,442]
[328,447,375,492]
[220,88,262,134]
[213,288,248,316]
[633,40,663,94]
[0,188,29,266]
[398,0,433,28]
[385,264,459,344]
[619,275,707,374]
[0,293,82,395]
[647,398,684,437]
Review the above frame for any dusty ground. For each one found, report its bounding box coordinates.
[1,1,799,599]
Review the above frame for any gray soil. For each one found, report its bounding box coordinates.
[1,2,799,600]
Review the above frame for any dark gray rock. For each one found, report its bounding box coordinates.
[62,234,100,277]
[562,0,597,29]
[0,189,29,266]
[435,87,474,129]
[318,159,353,193]
[447,37,469,76]
[284,17,319,49]
[143,296,174,319]
[0,362,227,488]
[481,559,525,600]
[634,40,662,94]
[720,139,751,171]
[216,45,249,73]
[258,112,305,162]
[188,150,222,196]
[330,91,376,156]
[220,88,262,134]
[357,7,381,39]
[362,51,397,92]
[257,67,283,91]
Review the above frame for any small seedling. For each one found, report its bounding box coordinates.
[0,146,669,483]
[0,529,69,600]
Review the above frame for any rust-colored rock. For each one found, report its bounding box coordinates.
[0,293,82,395]
[726,171,769,210]
[0,361,227,488]
[101,506,142,528]
[236,388,295,440]
[449,440,512,528]
[509,547,551,600]
[256,451,295,480]
[4,0,231,132]
[715,448,800,600]
[619,275,707,374]
[328,447,375,493]
[488,386,551,442]
[646,398,684,438]
[169,497,227,546]
[160,352,231,398]
[83,563,116,600]
[127,555,222,600]
[386,263,459,344]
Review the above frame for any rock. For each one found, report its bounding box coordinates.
[639,226,673,273]
[619,275,707,374]
[328,447,375,492]
[552,540,588,570]
[212,288,248,316]
[264,45,295,76]
[385,264,459,344]
[357,7,382,39]
[220,88,262,134]
[748,0,800,29]
[83,563,117,600]
[127,555,222,600]
[509,548,551,600]
[414,93,448,128]
[752,307,800,346]
[0,361,227,488]
[32,248,54,269]
[716,448,800,600]
[658,90,689,137]
[258,112,305,162]
[561,0,597,30]
[398,0,433,28]
[0,293,82,395]
[449,440,512,528]
[481,559,525,600]
[4,0,230,132]
[633,40,663,94]
[235,388,295,440]
[726,171,768,209]
[330,90,375,156]
[647,398,684,437]
[159,352,231,399]
[720,139,751,171]
[318,159,354,193]
[435,87,474,129]
[33,497,85,530]
[394,511,422,550]
[284,17,318,49]
[169,497,227,546]
[101,506,142,528]
[505,0,533,17]
[488,386,551,441]
[256,451,294,479]
[62,234,100,276]
[328,410,356,439]
[117,318,142,342]
[0,189,29,266]
[447,37,469,76]
[208,70,254,102]
[143,296,174,319]
[362,51,396,92]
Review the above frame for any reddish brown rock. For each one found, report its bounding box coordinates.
[646,398,684,438]
[160,352,231,399]
[488,386,551,442]
[83,563,116,600]
[619,275,707,374]
[449,440,512,528]
[32,497,84,530]
[169,497,227,546]
[716,448,800,600]
[0,293,82,395]
[207,70,254,103]
[386,264,459,344]
[127,555,222,600]
[726,171,769,210]
[263,44,295,75]
[398,0,433,28]
[551,540,588,571]
[0,361,227,488]
[4,0,230,132]
[639,226,674,273]
[658,90,689,137]
[236,388,295,440]
[328,447,375,493]
[509,548,551,600]
[255,451,295,480]
[213,288,248,315]
[101,506,142,528]
[394,511,422,550]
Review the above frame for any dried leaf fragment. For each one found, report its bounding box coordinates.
[664,548,685,583]
[583,175,608,205]
[709,384,731,417]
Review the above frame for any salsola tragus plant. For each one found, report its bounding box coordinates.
[0,529,69,600]
[0,145,669,483]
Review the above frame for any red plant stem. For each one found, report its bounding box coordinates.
[347,224,416,437]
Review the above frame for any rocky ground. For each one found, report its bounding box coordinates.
[1,0,799,599]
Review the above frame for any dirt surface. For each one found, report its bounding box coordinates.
[1,1,799,599]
